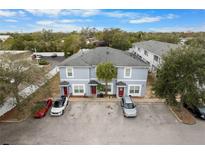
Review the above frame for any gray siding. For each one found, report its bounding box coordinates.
[59,66,90,79]
[59,66,148,97]
[117,67,148,80]
[90,67,96,78]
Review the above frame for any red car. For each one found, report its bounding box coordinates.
[34,99,52,118]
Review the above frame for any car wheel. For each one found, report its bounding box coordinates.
[62,110,64,115]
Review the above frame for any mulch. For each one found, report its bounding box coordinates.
[169,106,196,125]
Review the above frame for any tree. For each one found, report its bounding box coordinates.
[111,32,132,50]
[152,46,205,110]
[185,37,205,49]
[0,53,45,106]
[96,62,117,96]
[63,33,84,57]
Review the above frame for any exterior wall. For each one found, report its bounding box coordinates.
[59,66,90,80]
[90,67,96,79]
[117,67,148,80]
[129,45,161,71]
[117,67,148,97]
[59,65,148,97]
[59,66,90,96]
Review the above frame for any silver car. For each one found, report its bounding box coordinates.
[121,96,137,117]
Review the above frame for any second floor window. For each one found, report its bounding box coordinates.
[124,67,132,78]
[154,55,159,62]
[67,67,73,78]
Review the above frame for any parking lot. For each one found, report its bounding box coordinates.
[0,101,205,144]
[42,56,66,69]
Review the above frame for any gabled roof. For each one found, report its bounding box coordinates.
[116,81,126,86]
[60,81,69,85]
[59,47,148,67]
[88,80,99,85]
[133,40,180,56]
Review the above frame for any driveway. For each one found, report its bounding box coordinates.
[0,102,205,144]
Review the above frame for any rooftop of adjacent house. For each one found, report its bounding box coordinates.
[0,35,10,40]
[59,47,148,67]
[133,40,180,57]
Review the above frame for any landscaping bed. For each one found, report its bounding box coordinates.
[169,105,196,125]
[145,73,157,98]
[0,74,60,122]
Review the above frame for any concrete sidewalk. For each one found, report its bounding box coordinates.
[0,67,59,117]
[69,97,165,103]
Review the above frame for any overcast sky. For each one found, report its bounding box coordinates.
[0,9,205,33]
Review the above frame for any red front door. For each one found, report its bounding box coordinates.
[118,87,124,97]
[63,87,68,96]
[91,86,96,95]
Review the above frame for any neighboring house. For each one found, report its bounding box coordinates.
[0,35,10,42]
[58,47,149,97]
[179,37,193,45]
[0,50,31,55]
[128,40,180,72]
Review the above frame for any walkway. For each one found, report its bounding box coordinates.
[69,97,165,103]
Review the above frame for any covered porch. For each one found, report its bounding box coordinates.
[59,81,71,96]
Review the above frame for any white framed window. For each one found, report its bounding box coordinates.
[72,84,85,95]
[124,67,132,78]
[128,84,141,96]
[66,67,73,78]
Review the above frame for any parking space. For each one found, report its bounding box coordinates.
[0,101,205,144]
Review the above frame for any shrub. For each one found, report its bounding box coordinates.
[39,59,49,65]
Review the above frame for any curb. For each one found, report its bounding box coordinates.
[0,113,31,123]
[168,106,183,123]
[70,100,165,104]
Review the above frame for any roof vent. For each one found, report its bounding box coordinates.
[106,51,109,55]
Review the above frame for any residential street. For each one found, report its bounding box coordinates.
[0,102,205,145]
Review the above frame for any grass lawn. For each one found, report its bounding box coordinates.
[0,74,60,122]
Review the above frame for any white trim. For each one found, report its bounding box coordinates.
[66,66,74,78]
[128,84,142,96]
[116,85,126,87]
[61,79,89,81]
[124,67,132,78]
[117,79,146,82]
[59,65,148,69]
[90,78,97,80]
[89,84,98,86]
[72,84,86,96]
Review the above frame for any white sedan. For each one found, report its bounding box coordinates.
[50,96,69,116]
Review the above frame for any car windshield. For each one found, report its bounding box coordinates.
[199,107,205,113]
[124,103,135,109]
[53,100,63,108]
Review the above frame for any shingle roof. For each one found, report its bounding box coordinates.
[59,47,148,67]
[116,81,126,86]
[88,80,99,85]
[133,40,180,56]
[60,81,69,85]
